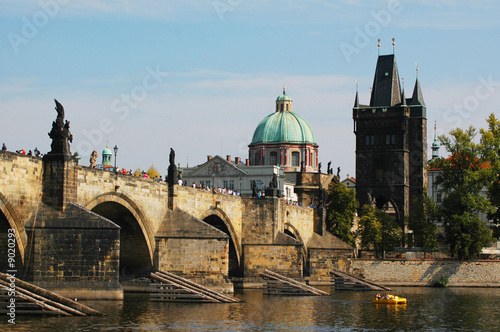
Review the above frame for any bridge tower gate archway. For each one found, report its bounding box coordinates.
[202,210,242,278]
[89,200,153,282]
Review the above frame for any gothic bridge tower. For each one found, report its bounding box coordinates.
[353,53,427,228]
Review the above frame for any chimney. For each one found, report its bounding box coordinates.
[226,155,231,162]
[246,159,250,166]
[207,155,212,161]
[235,157,240,164]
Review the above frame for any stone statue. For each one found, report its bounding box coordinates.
[337,166,341,177]
[300,160,305,173]
[48,99,72,155]
[169,148,175,166]
[90,150,98,168]
[269,173,278,189]
[318,162,322,173]
[327,161,332,174]
[367,193,376,207]
[318,187,327,208]
[252,181,258,198]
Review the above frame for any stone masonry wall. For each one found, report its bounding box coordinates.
[241,198,278,245]
[156,238,229,278]
[352,260,500,287]
[283,203,314,245]
[243,244,302,278]
[0,152,43,230]
[308,248,355,283]
[174,186,244,238]
[77,166,169,233]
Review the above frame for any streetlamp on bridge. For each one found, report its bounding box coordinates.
[113,145,118,173]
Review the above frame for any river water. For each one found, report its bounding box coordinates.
[2,287,500,331]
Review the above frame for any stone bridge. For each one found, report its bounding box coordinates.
[0,151,352,298]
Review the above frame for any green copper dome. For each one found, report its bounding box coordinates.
[251,111,316,145]
[102,146,112,156]
[276,92,292,101]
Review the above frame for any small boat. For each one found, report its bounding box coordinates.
[372,295,407,304]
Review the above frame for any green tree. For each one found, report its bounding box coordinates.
[437,125,493,259]
[325,183,358,247]
[133,168,142,177]
[407,194,438,250]
[147,164,160,179]
[356,205,402,257]
[481,114,500,238]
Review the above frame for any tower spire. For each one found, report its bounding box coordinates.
[432,121,440,159]
[354,81,359,108]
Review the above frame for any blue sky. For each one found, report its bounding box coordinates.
[1,0,500,178]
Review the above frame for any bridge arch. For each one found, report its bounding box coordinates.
[0,192,27,263]
[201,207,242,277]
[85,192,155,279]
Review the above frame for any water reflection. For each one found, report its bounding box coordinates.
[2,287,500,331]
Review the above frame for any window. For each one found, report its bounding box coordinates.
[386,135,396,145]
[251,180,263,190]
[366,135,375,145]
[270,152,278,165]
[436,192,442,204]
[223,180,234,190]
[292,152,300,166]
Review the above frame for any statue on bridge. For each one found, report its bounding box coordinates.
[89,150,98,168]
[48,99,73,156]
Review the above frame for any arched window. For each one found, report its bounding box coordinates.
[292,152,300,166]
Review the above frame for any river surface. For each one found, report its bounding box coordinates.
[2,287,500,331]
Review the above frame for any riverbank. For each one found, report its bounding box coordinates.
[351,259,500,287]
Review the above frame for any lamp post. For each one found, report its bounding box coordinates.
[113,145,118,173]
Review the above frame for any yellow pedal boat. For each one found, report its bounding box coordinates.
[372,296,407,304]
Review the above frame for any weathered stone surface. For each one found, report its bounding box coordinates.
[351,260,500,287]
[25,203,121,299]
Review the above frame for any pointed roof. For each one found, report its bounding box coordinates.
[369,54,402,107]
[409,78,425,106]
[401,88,406,106]
[354,90,359,108]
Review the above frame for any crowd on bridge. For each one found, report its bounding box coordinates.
[2,143,44,158]
[179,179,242,196]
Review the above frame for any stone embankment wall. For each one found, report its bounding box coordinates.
[352,260,500,287]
